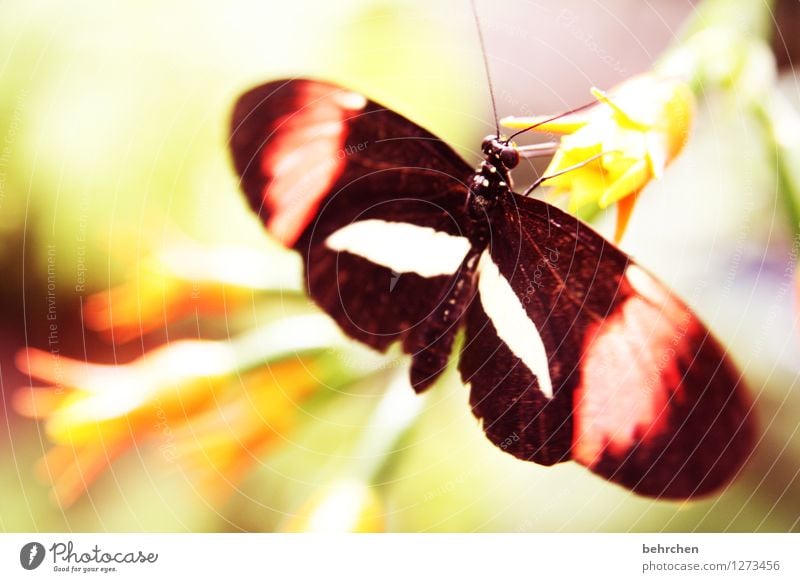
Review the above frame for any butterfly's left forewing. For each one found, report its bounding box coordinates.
[230,79,478,391]
[461,195,755,498]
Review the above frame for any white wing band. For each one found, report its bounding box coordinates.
[477,250,554,398]
[326,219,471,278]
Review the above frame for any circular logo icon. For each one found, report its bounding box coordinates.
[19,542,46,570]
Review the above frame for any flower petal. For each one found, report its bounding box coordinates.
[501,115,589,135]
[599,159,650,208]
[614,190,641,243]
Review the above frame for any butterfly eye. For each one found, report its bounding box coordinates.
[481,135,495,155]
[500,146,519,169]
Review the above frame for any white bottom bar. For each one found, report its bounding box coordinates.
[0,533,796,581]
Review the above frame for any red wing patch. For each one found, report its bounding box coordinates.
[231,80,367,246]
[573,265,755,498]
[573,266,682,463]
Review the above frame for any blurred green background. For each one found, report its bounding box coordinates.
[1,0,799,532]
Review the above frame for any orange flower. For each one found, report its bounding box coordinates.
[503,74,694,241]
[168,365,319,500]
[14,329,325,506]
[84,243,301,343]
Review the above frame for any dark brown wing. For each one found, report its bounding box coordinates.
[459,193,755,498]
[230,79,478,390]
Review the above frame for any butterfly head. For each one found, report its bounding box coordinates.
[481,135,519,170]
[469,136,518,220]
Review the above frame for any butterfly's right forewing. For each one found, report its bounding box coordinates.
[461,195,755,498]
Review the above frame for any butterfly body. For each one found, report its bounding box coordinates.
[467,136,518,218]
[230,78,755,498]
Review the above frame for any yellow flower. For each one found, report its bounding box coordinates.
[13,338,322,506]
[503,73,694,241]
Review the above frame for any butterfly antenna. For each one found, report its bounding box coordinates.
[505,98,598,143]
[470,0,500,137]
[520,150,618,197]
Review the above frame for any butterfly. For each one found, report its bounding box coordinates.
[228,77,755,499]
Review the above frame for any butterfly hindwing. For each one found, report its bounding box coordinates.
[230,79,477,389]
[460,194,755,497]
